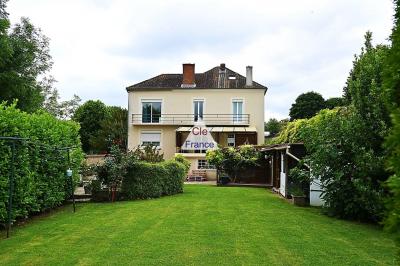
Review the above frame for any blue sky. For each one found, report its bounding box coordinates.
[8,0,394,119]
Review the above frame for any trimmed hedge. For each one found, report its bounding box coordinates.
[0,103,84,224]
[121,160,186,200]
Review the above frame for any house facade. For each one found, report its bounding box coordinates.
[126,63,267,180]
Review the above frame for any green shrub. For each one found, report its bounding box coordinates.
[121,159,187,200]
[0,103,83,224]
[161,160,185,195]
[132,145,164,163]
[206,145,259,183]
[122,161,164,199]
[173,154,191,172]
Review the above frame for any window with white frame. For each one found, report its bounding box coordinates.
[193,99,204,122]
[232,99,243,122]
[140,132,161,147]
[142,100,162,123]
[197,159,215,170]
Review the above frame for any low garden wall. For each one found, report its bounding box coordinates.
[85,154,106,165]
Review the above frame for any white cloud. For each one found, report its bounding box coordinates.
[7,0,394,117]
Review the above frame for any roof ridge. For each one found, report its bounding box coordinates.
[127,65,267,90]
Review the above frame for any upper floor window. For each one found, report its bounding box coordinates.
[194,100,204,122]
[142,101,161,123]
[232,99,243,122]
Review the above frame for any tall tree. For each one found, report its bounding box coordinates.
[383,0,400,251]
[73,100,110,153]
[289,91,326,120]
[344,31,390,152]
[0,1,78,115]
[0,16,52,112]
[90,106,128,152]
[0,1,55,113]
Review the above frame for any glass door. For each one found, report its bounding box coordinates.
[142,101,161,123]
[194,100,204,122]
[233,100,243,123]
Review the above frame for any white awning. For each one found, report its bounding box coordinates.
[176,127,192,132]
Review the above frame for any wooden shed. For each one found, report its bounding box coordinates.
[261,143,306,198]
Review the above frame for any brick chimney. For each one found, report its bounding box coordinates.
[181,63,196,88]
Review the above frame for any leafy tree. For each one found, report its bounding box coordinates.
[383,0,400,251]
[0,1,79,116]
[0,0,8,19]
[90,106,127,152]
[264,118,284,136]
[289,91,326,120]
[325,97,345,109]
[41,76,81,119]
[0,14,52,112]
[293,33,390,222]
[385,110,400,247]
[270,118,308,144]
[300,108,385,222]
[73,100,110,153]
[0,1,78,115]
[343,31,390,152]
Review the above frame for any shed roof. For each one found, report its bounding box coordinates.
[260,143,304,152]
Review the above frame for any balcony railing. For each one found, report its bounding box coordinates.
[131,114,250,125]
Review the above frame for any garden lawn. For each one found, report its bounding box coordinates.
[0,185,397,265]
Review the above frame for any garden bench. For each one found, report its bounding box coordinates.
[186,170,207,182]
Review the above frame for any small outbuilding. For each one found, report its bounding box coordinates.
[261,143,324,206]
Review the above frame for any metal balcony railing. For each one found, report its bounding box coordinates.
[131,114,250,125]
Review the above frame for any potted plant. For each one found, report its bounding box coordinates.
[288,166,310,207]
[289,186,308,207]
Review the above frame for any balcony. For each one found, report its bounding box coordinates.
[131,114,250,126]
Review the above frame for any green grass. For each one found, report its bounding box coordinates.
[0,185,397,265]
